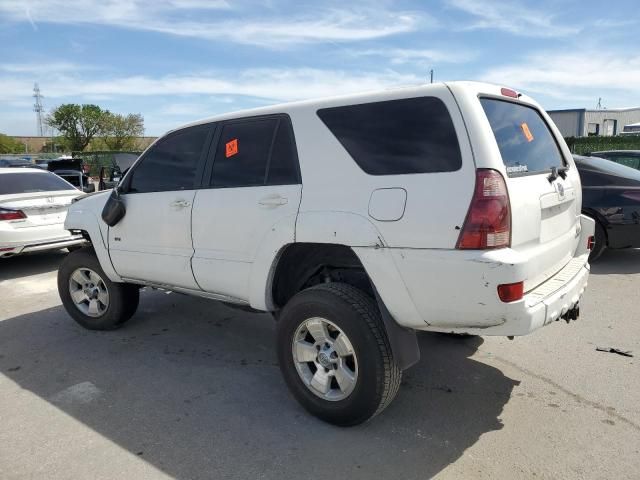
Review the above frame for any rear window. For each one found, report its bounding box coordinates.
[0,172,76,194]
[480,98,565,176]
[317,96,462,175]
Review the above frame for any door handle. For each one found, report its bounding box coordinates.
[171,199,191,208]
[258,195,288,207]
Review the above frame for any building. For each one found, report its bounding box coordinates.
[547,107,640,138]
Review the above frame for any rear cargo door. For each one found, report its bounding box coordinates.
[480,98,581,290]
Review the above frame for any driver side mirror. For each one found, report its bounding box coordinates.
[101,188,126,226]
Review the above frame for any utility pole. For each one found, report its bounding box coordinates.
[33,83,44,136]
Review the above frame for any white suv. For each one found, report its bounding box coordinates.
[58,82,595,425]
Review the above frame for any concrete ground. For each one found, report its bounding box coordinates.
[0,249,638,480]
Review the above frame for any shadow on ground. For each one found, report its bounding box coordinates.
[0,289,519,480]
[590,248,640,275]
[0,250,66,282]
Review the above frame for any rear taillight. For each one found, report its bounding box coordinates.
[587,235,595,250]
[498,281,524,302]
[457,169,511,249]
[0,208,26,221]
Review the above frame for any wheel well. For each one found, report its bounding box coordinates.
[271,243,373,309]
[69,229,93,244]
[582,210,608,245]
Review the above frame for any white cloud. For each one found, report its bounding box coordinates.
[0,64,427,134]
[0,1,422,46]
[353,47,475,65]
[0,65,424,103]
[0,61,95,74]
[446,0,579,37]
[481,52,640,106]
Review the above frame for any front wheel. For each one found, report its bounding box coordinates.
[277,283,401,426]
[58,248,139,330]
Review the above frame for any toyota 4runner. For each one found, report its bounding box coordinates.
[57,82,595,425]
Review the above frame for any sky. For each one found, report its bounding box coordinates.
[0,0,639,136]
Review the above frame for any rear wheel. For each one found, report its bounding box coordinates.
[58,248,139,330]
[589,221,607,262]
[277,283,401,426]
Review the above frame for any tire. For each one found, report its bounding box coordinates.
[277,282,401,426]
[589,221,607,262]
[58,247,139,330]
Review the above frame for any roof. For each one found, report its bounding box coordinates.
[592,150,640,155]
[0,167,45,174]
[549,107,640,114]
[172,80,528,135]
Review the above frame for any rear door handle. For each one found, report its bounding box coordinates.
[171,199,191,208]
[258,195,288,207]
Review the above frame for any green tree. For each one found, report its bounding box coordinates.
[102,113,144,150]
[46,104,109,152]
[0,133,24,153]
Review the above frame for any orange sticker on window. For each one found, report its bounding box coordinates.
[520,122,534,142]
[225,138,238,158]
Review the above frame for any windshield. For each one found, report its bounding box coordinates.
[0,172,76,194]
[481,98,565,176]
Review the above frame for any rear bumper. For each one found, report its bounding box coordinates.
[419,255,589,336]
[0,230,85,257]
[374,215,595,336]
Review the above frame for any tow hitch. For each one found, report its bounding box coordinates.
[562,304,580,323]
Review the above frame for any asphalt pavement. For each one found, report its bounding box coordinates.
[0,249,638,479]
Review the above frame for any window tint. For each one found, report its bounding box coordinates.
[267,121,299,185]
[317,97,462,175]
[610,155,640,170]
[211,117,299,188]
[0,172,76,194]
[480,98,565,176]
[129,126,208,193]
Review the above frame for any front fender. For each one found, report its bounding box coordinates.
[65,193,123,282]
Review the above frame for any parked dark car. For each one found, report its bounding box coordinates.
[589,150,640,171]
[95,152,140,190]
[0,158,34,168]
[47,158,95,193]
[573,154,640,260]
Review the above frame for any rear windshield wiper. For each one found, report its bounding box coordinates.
[548,166,568,182]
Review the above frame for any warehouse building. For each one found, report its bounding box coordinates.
[547,107,640,137]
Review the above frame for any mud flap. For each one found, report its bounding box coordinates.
[374,288,420,371]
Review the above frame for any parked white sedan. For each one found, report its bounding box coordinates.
[0,168,86,258]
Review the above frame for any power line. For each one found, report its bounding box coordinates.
[33,83,44,136]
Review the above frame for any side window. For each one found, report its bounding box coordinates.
[128,126,209,193]
[612,156,640,170]
[210,116,299,188]
[266,120,299,185]
[317,97,462,175]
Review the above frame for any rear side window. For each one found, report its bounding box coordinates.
[210,116,299,188]
[129,125,209,193]
[317,97,462,175]
[0,172,76,194]
[480,98,565,176]
[607,155,640,170]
